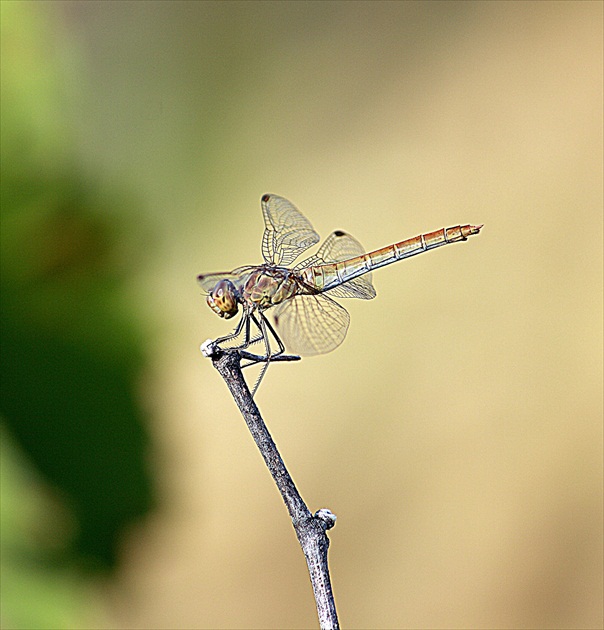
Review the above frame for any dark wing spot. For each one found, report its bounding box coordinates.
[334,230,346,237]
[261,193,271,202]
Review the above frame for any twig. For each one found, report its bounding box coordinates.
[207,346,339,630]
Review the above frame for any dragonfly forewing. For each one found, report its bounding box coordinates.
[261,194,320,266]
[197,265,258,292]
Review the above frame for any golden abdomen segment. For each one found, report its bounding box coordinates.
[242,267,298,310]
[300,224,482,292]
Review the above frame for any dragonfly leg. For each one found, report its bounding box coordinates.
[245,316,265,348]
[239,313,270,368]
[213,306,265,353]
[239,312,284,364]
[247,312,302,397]
[241,312,299,364]
[238,313,268,368]
[212,311,248,348]
[262,314,287,357]
[209,310,298,397]
[249,312,275,397]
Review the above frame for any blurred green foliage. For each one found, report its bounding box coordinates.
[1,0,154,596]
[1,430,108,629]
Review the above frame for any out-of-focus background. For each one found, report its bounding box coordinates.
[1,2,602,628]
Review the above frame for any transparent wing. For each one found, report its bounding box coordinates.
[197,269,246,292]
[295,230,376,300]
[261,194,320,266]
[271,293,350,356]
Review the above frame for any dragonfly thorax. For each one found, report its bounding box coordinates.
[242,267,298,310]
[207,279,239,319]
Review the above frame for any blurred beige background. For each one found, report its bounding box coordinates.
[5,1,603,628]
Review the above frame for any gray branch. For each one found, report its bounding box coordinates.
[208,347,339,630]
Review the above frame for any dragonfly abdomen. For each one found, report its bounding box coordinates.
[304,224,482,292]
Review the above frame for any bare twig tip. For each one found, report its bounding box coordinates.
[200,339,218,357]
[315,508,337,530]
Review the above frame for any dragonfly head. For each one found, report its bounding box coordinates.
[207,279,239,319]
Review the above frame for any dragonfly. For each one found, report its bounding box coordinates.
[198,194,482,395]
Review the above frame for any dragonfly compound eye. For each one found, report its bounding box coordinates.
[207,280,239,319]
